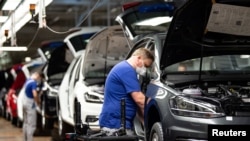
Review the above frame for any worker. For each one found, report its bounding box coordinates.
[99,48,154,136]
[22,72,43,141]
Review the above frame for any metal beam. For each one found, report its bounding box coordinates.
[51,0,121,6]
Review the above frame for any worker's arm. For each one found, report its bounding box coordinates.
[131,91,146,123]
[32,89,40,106]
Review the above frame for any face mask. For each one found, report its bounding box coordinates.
[136,65,147,76]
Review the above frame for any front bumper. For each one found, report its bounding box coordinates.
[80,101,102,130]
[163,115,250,140]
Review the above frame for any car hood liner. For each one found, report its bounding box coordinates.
[161,0,250,69]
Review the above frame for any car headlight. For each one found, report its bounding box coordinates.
[169,96,225,118]
[84,92,104,103]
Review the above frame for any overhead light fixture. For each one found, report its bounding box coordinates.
[4,29,8,38]
[0,0,53,45]
[240,55,250,59]
[29,3,36,22]
[25,57,31,62]
[0,46,27,51]
[2,0,22,11]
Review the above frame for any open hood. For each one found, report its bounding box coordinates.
[37,40,66,62]
[82,25,131,80]
[37,40,70,77]
[161,0,250,69]
[63,26,103,57]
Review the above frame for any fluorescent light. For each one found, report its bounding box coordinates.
[0,46,27,51]
[25,57,31,62]
[2,0,22,10]
[135,16,173,26]
[0,0,53,45]
[240,55,250,58]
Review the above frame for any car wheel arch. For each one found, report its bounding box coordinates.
[145,105,161,140]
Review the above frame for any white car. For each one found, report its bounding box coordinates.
[57,25,132,139]
[37,27,103,130]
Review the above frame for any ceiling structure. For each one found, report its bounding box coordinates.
[0,0,144,69]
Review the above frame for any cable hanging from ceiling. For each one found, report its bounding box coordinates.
[26,0,101,48]
[44,0,101,34]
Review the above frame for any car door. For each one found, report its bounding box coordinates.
[58,53,82,120]
[68,55,82,119]
[58,27,103,126]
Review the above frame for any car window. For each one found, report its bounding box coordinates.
[38,41,65,61]
[124,11,172,36]
[73,57,81,86]
[68,56,82,85]
[145,40,158,80]
[69,32,96,52]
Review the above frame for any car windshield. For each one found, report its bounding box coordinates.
[125,12,172,36]
[164,55,250,73]
[69,32,96,52]
[39,41,65,60]
[120,2,174,38]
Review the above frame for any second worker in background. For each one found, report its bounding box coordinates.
[22,72,43,141]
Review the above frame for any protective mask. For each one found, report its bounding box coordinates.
[136,65,147,76]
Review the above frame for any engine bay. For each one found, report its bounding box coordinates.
[180,84,250,116]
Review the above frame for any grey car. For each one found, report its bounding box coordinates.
[117,0,250,141]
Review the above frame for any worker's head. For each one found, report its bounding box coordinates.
[130,48,154,76]
[31,72,43,82]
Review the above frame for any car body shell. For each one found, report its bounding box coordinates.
[5,64,25,124]
[117,0,250,141]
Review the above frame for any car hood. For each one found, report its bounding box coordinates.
[37,40,66,62]
[63,26,103,57]
[82,25,131,78]
[161,0,250,69]
[37,40,70,77]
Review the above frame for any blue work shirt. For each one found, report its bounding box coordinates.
[99,60,141,129]
[24,79,37,99]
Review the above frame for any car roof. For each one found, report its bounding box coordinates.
[160,0,250,69]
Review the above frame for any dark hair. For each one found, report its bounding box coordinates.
[39,72,45,79]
